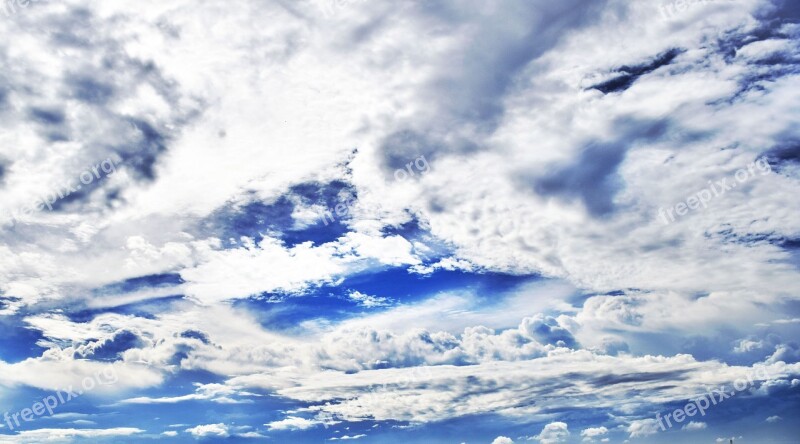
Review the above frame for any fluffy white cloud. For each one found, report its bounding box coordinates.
[17,293,799,429]
[179,233,420,304]
[185,423,229,438]
[580,426,608,442]
[627,418,660,438]
[347,290,392,308]
[0,357,162,393]
[534,422,569,444]
[266,416,320,431]
[682,421,707,431]
[20,299,568,380]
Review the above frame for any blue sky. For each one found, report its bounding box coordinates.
[0,0,799,443]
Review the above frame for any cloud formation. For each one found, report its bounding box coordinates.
[0,0,798,442]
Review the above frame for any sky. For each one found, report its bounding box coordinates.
[0,0,798,443]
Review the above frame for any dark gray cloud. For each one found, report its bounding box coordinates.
[377,0,609,170]
[589,48,683,94]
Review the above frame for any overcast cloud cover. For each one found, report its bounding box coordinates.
[0,0,798,442]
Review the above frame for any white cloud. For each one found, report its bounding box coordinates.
[491,437,514,444]
[266,416,320,431]
[12,290,800,432]
[237,431,268,438]
[736,38,797,62]
[734,338,767,354]
[0,357,162,393]
[580,426,608,441]
[119,383,255,405]
[263,356,795,424]
[347,290,392,308]
[185,423,230,438]
[534,422,569,444]
[581,426,608,437]
[682,421,707,431]
[180,233,419,304]
[627,419,660,438]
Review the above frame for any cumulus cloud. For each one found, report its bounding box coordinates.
[346,290,393,308]
[534,422,569,444]
[519,314,577,348]
[266,416,321,431]
[627,418,660,438]
[682,421,708,431]
[185,423,230,438]
[580,426,608,441]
